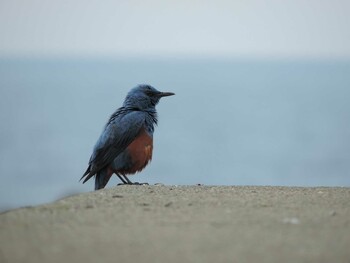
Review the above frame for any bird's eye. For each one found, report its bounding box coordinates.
[144,86,153,93]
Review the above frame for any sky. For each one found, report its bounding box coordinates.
[0,0,350,59]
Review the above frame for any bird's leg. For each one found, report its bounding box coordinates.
[122,175,134,184]
[122,175,149,185]
[116,174,136,185]
[116,174,128,185]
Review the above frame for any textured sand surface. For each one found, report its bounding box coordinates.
[1,185,350,263]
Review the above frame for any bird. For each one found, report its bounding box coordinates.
[80,84,175,190]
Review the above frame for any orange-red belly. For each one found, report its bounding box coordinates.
[119,128,153,175]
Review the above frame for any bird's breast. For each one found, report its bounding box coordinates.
[124,127,153,173]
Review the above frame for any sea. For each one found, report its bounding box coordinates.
[1,57,349,210]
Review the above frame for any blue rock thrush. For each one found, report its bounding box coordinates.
[80,84,175,190]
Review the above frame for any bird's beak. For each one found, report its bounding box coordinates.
[158,92,175,97]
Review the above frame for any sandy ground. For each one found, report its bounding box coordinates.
[1,185,350,263]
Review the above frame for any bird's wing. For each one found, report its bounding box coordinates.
[81,111,145,183]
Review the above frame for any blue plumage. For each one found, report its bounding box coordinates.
[81,84,174,189]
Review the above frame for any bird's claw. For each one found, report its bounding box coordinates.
[117,182,149,186]
[133,182,149,185]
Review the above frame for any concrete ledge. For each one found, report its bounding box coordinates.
[1,185,350,263]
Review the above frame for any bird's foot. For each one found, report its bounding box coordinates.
[117,182,149,186]
[117,174,149,185]
[132,182,149,185]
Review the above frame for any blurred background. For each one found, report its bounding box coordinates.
[1,0,350,211]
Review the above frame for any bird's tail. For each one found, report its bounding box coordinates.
[95,168,112,190]
[80,164,94,183]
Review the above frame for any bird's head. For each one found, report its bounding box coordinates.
[123,84,175,110]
